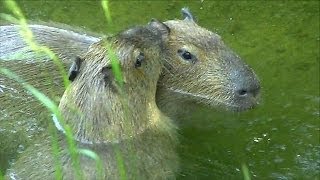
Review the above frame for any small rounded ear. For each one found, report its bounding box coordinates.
[101,65,119,91]
[68,56,83,81]
[101,65,113,83]
[148,18,170,38]
[181,7,195,22]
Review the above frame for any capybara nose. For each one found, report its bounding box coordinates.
[231,69,261,110]
[236,84,260,98]
[233,69,260,99]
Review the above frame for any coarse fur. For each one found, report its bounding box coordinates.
[6,22,178,179]
[157,18,260,117]
[0,9,260,119]
[1,8,260,178]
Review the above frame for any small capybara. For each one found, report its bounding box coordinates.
[6,19,178,180]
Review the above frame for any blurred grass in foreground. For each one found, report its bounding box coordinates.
[242,163,251,180]
[0,0,104,179]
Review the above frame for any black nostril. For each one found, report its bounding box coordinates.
[236,85,260,98]
[237,89,248,96]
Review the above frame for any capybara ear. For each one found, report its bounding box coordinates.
[101,65,112,80]
[101,65,117,88]
[68,56,83,81]
[181,7,196,22]
[148,18,170,38]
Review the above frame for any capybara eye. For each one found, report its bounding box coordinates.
[135,52,145,68]
[177,49,197,64]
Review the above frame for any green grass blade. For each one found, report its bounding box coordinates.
[0,169,4,180]
[0,68,64,178]
[108,46,124,86]
[0,68,85,179]
[101,0,112,25]
[2,0,70,88]
[101,0,123,86]
[242,163,251,180]
[114,145,127,180]
[64,125,83,180]
[49,123,63,180]
[2,1,105,179]
[0,68,58,114]
[78,149,104,179]
[101,1,128,179]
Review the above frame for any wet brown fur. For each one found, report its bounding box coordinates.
[6,23,178,179]
[1,9,260,179]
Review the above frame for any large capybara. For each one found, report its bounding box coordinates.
[6,20,178,179]
[0,8,260,177]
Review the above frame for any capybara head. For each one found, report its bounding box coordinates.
[157,8,260,111]
[59,21,169,144]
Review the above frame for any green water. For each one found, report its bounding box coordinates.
[0,1,319,179]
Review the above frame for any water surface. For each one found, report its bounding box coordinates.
[0,1,319,179]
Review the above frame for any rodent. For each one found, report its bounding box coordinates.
[0,8,260,177]
[0,8,259,120]
[158,8,260,117]
[6,20,178,179]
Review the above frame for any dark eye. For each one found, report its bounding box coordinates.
[135,52,145,68]
[177,49,197,63]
